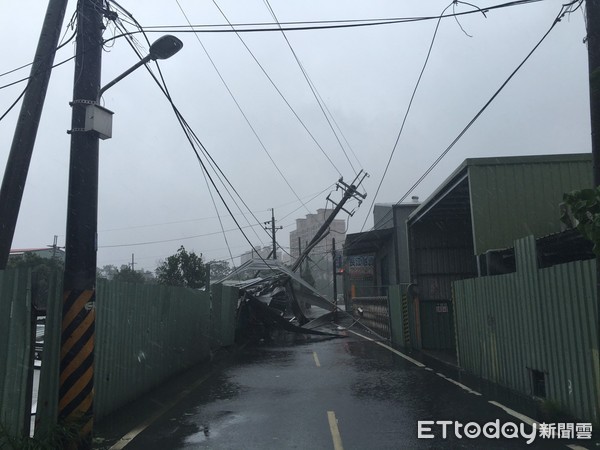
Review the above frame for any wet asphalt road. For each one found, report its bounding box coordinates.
[96,328,590,449]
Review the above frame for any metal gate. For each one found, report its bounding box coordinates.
[351,296,390,339]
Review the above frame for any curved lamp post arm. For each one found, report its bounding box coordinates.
[98,34,183,98]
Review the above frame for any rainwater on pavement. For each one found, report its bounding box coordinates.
[94,327,593,449]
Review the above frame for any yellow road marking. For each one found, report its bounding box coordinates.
[327,411,344,450]
[313,351,321,367]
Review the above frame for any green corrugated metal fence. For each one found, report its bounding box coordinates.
[35,270,62,437]
[210,283,238,347]
[454,235,600,423]
[35,278,239,430]
[468,156,592,255]
[94,280,213,420]
[388,284,412,348]
[419,300,454,350]
[388,285,402,347]
[0,269,33,441]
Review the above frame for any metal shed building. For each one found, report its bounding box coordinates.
[406,153,592,354]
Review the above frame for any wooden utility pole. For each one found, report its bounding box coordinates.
[586,0,600,383]
[60,1,103,447]
[292,171,367,273]
[0,0,68,269]
[332,237,338,321]
[264,208,282,260]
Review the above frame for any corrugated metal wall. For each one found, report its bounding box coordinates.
[36,279,238,427]
[469,157,592,255]
[409,219,475,350]
[419,300,454,350]
[454,235,600,422]
[94,280,213,419]
[0,269,32,439]
[35,270,62,437]
[389,284,411,348]
[210,283,238,347]
[388,285,402,347]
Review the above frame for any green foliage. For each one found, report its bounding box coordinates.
[97,264,118,280]
[155,246,206,289]
[113,265,146,284]
[0,419,81,450]
[561,187,600,255]
[207,259,231,282]
[98,264,153,284]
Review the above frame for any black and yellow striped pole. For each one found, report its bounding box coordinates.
[60,0,103,447]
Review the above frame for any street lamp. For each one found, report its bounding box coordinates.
[59,16,183,448]
[99,35,183,97]
[85,35,183,140]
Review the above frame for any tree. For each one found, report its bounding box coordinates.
[155,246,206,289]
[561,187,600,254]
[208,259,231,282]
[97,264,118,280]
[113,265,145,284]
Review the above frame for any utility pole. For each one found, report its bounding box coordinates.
[131,253,135,271]
[51,235,59,261]
[332,238,337,303]
[292,171,368,272]
[264,208,282,260]
[59,1,103,447]
[0,0,68,269]
[586,0,600,384]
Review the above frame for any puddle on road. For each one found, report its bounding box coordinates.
[183,410,252,445]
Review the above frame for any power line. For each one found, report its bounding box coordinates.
[98,214,264,248]
[364,0,582,237]
[360,0,459,232]
[108,8,279,274]
[173,0,312,215]
[94,184,334,235]
[0,0,549,91]
[394,1,581,205]
[211,0,343,176]
[0,11,76,80]
[263,0,359,176]
[116,1,548,35]
[0,26,77,123]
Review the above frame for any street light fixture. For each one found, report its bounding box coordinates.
[99,34,183,98]
[86,35,184,140]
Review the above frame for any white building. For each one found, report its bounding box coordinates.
[240,245,281,264]
[289,209,346,299]
[289,209,346,259]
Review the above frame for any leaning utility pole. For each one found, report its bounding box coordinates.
[59,0,103,447]
[292,171,367,272]
[586,0,600,388]
[264,208,282,260]
[332,237,338,302]
[0,0,68,269]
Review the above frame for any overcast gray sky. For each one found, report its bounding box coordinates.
[0,0,591,272]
